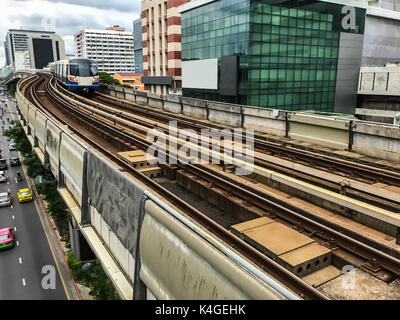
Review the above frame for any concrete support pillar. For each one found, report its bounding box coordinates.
[69,219,95,261]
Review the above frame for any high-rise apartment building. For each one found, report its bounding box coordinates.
[75,27,134,74]
[5,28,65,70]
[179,0,368,114]
[141,0,188,94]
[133,18,144,73]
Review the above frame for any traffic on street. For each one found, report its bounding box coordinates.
[0,98,67,300]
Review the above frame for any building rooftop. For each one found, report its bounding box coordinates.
[106,25,126,31]
[179,0,368,12]
[8,29,55,34]
[114,72,144,77]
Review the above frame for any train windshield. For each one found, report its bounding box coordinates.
[70,62,98,77]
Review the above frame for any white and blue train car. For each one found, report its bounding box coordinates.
[50,58,100,93]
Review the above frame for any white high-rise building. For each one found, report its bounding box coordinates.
[75,26,134,74]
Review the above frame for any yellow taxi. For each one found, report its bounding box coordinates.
[17,189,33,203]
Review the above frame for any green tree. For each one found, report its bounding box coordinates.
[5,120,32,154]
[99,72,121,86]
[7,82,16,97]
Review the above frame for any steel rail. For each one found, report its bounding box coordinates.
[90,91,400,187]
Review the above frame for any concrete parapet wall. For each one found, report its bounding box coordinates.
[359,67,400,96]
[163,94,182,114]
[140,200,287,300]
[115,88,125,100]
[59,133,85,206]
[243,107,286,137]
[147,92,163,109]
[181,97,208,120]
[208,102,242,127]
[124,88,136,102]
[34,111,47,152]
[91,206,135,283]
[27,104,37,138]
[109,86,118,97]
[288,114,351,150]
[45,120,61,179]
[352,122,400,161]
[135,91,148,106]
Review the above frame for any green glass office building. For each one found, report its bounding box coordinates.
[179,0,367,113]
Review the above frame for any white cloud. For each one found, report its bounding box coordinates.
[0,0,140,66]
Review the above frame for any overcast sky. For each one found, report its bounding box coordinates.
[0,0,141,67]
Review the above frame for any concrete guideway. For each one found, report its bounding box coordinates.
[17,75,315,300]
[15,72,400,300]
[56,88,400,240]
[102,84,400,163]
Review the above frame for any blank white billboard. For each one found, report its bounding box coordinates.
[182,58,218,90]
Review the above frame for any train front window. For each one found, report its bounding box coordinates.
[90,64,98,76]
[78,63,91,77]
[69,62,97,77]
[70,64,79,76]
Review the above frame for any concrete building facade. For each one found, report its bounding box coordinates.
[179,0,368,114]
[5,29,65,71]
[113,72,145,90]
[362,0,400,66]
[141,0,188,94]
[75,27,134,74]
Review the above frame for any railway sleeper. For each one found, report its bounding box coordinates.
[175,169,342,286]
[117,150,162,178]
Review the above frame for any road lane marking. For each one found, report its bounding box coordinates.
[10,101,71,299]
[22,278,26,286]
[29,178,71,300]
[12,215,14,219]
[16,241,19,246]
[19,257,22,264]
[14,227,16,231]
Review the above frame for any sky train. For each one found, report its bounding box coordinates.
[49,58,100,94]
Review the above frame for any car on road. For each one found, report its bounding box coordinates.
[10,157,20,167]
[8,143,16,151]
[17,189,33,203]
[0,228,14,251]
[0,159,7,170]
[0,172,8,183]
[0,192,12,207]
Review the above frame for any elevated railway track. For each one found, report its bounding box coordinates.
[17,72,400,300]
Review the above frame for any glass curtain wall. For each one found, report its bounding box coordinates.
[181,0,365,112]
